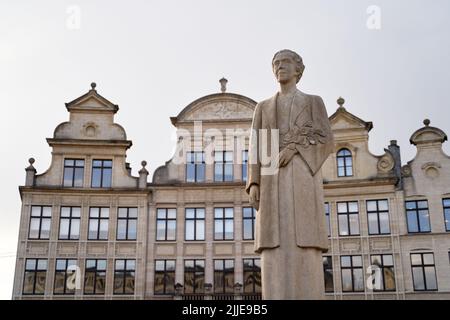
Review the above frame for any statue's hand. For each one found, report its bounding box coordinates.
[249,184,260,210]
[278,146,297,167]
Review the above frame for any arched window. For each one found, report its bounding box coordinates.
[337,148,353,177]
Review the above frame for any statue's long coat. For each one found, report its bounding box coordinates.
[246,91,334,253]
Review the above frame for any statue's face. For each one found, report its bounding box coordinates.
[272,52,299,84]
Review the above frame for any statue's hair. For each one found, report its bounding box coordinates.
[272,49,305,83]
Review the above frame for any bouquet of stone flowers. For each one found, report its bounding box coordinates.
[282,120,327,148]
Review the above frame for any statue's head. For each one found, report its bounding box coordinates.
[272,49,305,84]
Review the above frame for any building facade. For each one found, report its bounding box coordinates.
[12,82,450,300]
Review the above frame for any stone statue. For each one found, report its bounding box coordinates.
[246,49,334,299]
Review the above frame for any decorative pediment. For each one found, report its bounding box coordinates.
[329,106,373,132]
[410,119,447,146]
[171,93,256,125]
[65,82,119,113]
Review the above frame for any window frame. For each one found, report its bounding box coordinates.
[410,252,438,291]
[154,259,176,295]
[323,256,334,293]
[84,259,107,295]
[337,148,353,177]
[214,207,234,241]
[184,208,205,241]
[370,254,396,292]
[214,151,234,182]
[366,199,391,235]
[63,158,85,187]
[58,206,81,240]
[242,150,248,182]
[23,259,47,295]
[28,206,52,240]
[184,259,205,294]
[443,198,450,232]
[88,207,110,240]
[405,200,431,234]
[91,159,112,188]
[340,255,364,292]
[156,208,177,241]
[243,258,261,294]
[54,259,78,295]
[116,207,138,241]
[337,201,360,236]
[186,151,205,182]
[242,207,256,240]
[214,259,235,294]
[113,259,136,295]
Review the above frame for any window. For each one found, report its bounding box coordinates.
[63,159,84,187]
[337,202,360,236]
[411,253,437,291]
[59,207,80,240]
[443,198,450,231]
[114,259,135,295]
[214,207,234,240]
[88,207,109,240]
[156,208,176,241]
[23,259,47,295]
[117,207,137,240]
[154,260,175,295]
[84,259,107,295]
[337,148,353,177]
[406,200,431,233]
[28,206,52,240]
[54,259,77,295]
[214,151,233,182]
[242,150,248,182]
[325,203,331,237]
[323,256,334,293]
[214,259,234,294]
[367,200,390,235]
[184,259,205,294]
[243,258,261,294]
[243,207,256,240]
[341,255,364,292]
[91,159,112,188]
[370,254,395,291]
[185,208,205,241]
[186,152,205,182]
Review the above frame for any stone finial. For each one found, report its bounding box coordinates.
[337,96,345,108]
[25,158,36,186]
[423,119,430,127]
[219,77,228,93]
[90,82,97,91]
[390,140,398,146]
[138,160,149,188]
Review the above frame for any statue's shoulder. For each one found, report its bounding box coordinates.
[299,91,324,104]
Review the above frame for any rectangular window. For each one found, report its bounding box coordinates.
[411,253,438,291]
[341,255,364,292]
[117,207,137,240]
[186,152,205,182]
[23,259,47,295]
[59,207,80,240]
[63,159,84,187]
[28,206,52,240]
[323,256,334,292]
[370,254,395,291]
[337,202,360,236]
[154,260,175,295]
[325,203,331,237]
[184,259,205,294]
[443,198,450,232]
[406,200,431,233]
[185,208,205,241]
[88,207,109,240]
[54,259,77,295]
[242,150,248,182]
[243,258,261,294]
[367,200,390,235]
[242,207,256,240]
[214,259,234,294]
[156,208,177,241]
[91,159,112,188]
[84,259,107,295]
[214,151,233,182]
[214,207,234,240]
[114,259,135,295]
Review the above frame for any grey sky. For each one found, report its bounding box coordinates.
[0,0,449,299]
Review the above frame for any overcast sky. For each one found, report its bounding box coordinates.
[1,0,449,299]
